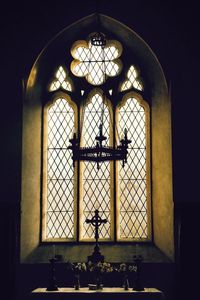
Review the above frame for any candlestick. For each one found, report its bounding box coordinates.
[133,254,144,291]
[46,258,58,291]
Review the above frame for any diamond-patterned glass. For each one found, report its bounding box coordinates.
[121,65,143,91]
[118,97,148,239]
[49,66,72,92]
[81,94,111,239]
[46,98,75,239]
[71,40,122,85]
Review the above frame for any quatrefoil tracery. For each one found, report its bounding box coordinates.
[70,39,123,85]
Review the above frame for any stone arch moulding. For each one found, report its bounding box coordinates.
[22,14,174,263]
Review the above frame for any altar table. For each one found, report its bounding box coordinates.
[31,287,164,300]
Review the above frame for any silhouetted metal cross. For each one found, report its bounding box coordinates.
[86,209,107,244]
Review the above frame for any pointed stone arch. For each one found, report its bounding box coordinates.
[22,14,174,262]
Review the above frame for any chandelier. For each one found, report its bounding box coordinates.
[68,32,131,169]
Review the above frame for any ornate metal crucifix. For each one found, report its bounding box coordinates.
[86,209,108,263]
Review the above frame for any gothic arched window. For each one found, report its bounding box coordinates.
[42,33,151,243]
[22,15,174,262]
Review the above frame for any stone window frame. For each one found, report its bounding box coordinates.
[21,14,174,263]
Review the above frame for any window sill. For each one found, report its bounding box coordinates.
[22,242,172,263]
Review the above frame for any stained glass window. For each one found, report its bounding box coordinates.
[44,33,150,242]
[46,98,75,239]
[117,97,148,239]
[45,94,149,241]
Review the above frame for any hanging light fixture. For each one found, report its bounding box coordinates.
[68,32,131,169]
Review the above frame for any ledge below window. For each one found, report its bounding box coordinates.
[22,242,172,263]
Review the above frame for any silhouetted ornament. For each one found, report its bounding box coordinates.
[90,32,106,47]
[46,258,58,291]
[132,255,144,291]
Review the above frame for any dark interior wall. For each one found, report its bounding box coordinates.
[1,1,199,299]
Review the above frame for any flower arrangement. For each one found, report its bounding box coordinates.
[87,261,114,274]
[128,265,137,272]
[65,261,137,290]
[66,261,87,274]
[87,261,115,290]
[118,263,137,290]
[66,261,136,274]
[118,263,137,273]
[73,262,87,274]
[66,261,87,290]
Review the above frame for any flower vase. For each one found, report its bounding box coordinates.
[123,274,129,290]
[74,273,80,290]
[96,273,103,290]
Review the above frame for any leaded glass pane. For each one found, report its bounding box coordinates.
[81,94,111,239]
[121,65,143,91]
[46,98,75,239]
[71,40,122,85]
[49,66,72,92]
[118,98,148,239]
